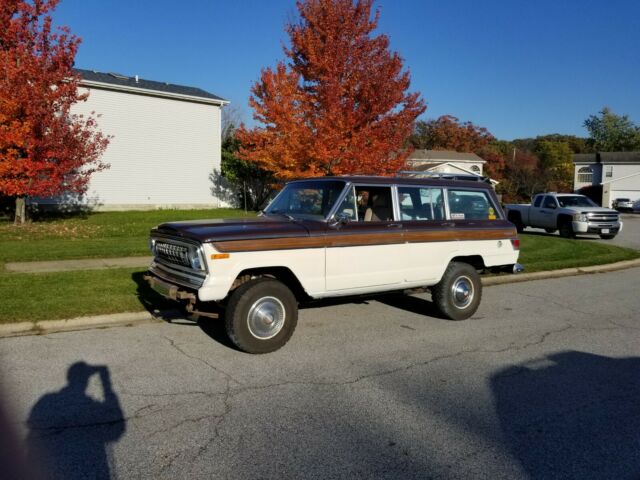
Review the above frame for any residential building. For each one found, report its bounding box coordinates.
[573,152,640,207]
[400,150,497,185]
[38,69,229,211]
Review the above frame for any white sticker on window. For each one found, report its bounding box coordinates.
[451,213,465,220]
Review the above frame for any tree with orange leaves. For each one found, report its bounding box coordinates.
[410,115,495,153]
[0,0,109,223]
[237,0,425,180]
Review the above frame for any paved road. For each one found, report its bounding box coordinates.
[1,268,640,479]
[526,213,640,250]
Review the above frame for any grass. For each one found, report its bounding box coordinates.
[0,231,638,324]
[0,208,253,264]
[517,233,640,272]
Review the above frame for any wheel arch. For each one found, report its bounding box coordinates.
[230,266,309,302]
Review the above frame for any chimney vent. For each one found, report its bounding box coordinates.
[135,75,139,83]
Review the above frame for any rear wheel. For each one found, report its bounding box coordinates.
[224,278,298,354]
[559,220,575,239]
[432,262,482,321]
[544,228,556,234]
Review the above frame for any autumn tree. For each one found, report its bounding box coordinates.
[237,0,425,179]
[409,115,494,153]
[0,0,109,223]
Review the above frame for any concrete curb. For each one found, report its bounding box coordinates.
[1,258,639,339]
[0,311,157,338]
[482,258,640,286]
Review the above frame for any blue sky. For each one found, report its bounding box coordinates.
[54,0,640,140]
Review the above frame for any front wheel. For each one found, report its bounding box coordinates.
[600,234,616,240]
[224,278,298,354]
[559,221,575,239]
[431,262,482,321]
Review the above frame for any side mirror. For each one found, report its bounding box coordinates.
[330,212,351,228]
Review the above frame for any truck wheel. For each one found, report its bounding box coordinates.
[431,262,482,321]
[224,278,298,354]
[600,234,616,240]
[544,228,556,234]
[559,221,575,239]
[508,213,524,233]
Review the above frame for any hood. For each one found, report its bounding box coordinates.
[151,216,313,243]
[570,207,618,214]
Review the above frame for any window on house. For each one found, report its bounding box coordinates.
[577,166,593,183]
[470,165,481,173]
[605,166,613,178]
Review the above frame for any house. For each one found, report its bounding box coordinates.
[39,69,229,210]
[573,152,640,207]
[400,150,497,185]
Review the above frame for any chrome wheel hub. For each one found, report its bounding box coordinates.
[451,276,474,309]
[247,296,286,339]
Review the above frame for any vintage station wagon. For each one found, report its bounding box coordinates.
[146,176,522,353]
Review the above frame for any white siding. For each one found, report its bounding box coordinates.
[64,87,223,210]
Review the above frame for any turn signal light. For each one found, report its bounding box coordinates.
[211,253,230,260]
[510,238,520,250]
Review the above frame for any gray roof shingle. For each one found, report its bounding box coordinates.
[409,149,486,163]
[74,68,227,103]
[573,152,640,164]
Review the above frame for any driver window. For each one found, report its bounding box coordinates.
[355,186,393,222]
[543,196,557,209]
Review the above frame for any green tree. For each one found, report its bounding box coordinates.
[220,127,275,211]
[536,141,573,191]
[584,107,640,152]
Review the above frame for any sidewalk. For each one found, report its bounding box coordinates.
[4,256,152,273]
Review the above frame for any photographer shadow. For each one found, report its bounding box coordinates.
[26,362,125,480]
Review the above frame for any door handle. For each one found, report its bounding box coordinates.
[441,222,455,227]
[387,223,402,228]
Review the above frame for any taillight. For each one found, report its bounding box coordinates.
[510,238,520,250]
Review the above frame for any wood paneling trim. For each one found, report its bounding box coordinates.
[213,227,517,252]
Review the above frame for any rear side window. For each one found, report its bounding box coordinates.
[397,187,445,221]
[533,196,543,207]
[447,189,498,220]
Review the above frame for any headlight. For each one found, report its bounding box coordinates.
[189,250,203,270]
[572,213,587,222]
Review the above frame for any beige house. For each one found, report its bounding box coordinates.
[400,150,497,185]
[38,69,229,210]
[573,152,640,207]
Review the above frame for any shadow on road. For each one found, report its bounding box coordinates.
[26,362,125,480]
[491,351,640,479]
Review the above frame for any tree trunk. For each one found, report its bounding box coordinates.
[14,197,28,224]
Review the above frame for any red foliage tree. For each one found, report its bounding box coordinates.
[237,0,425,180]
[410,115,494,153]
[0,0,109,222]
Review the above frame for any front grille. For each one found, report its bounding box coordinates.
[155,241,191,267]
[587,213,618,223]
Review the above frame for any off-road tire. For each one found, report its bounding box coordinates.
[224,278,298,354]
[432,262,482,321]
[559,220,575,239]
[600,234,616,240]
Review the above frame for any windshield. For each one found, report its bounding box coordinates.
[557,195,598,208]
[264,180,346,220]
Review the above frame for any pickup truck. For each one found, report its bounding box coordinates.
[505,193,622,239]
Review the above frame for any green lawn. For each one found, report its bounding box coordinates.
[0,231,638,324]
[0,208,253,264]
[517,233,640,272]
